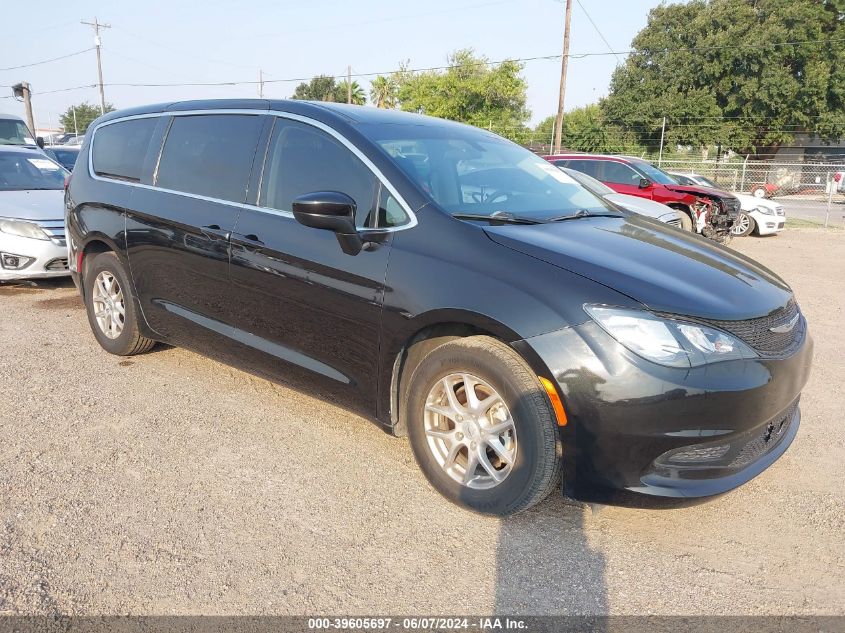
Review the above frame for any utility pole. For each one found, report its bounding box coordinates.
[81,17,111,114]
[347,65,352,104]
[658,116,666,166]
[12,82,36,137]
[258,68,264,99]
[553,0,573,155]
[72,107,79,136]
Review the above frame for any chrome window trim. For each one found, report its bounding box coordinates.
[87,109,418,232]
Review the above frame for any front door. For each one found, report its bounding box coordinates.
[227,117,401,415]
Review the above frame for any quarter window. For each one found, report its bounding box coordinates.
[92,118,157,182]
[260,120,378,228]
[156,114,263,203]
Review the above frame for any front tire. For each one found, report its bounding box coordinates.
[731,211,756,237]
[404,336,562,516]
[83,252,155,356]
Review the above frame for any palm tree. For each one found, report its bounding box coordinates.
[335,80,366,105]
[369,75,398,109]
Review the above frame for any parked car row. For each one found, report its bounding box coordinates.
[57,99,811,516]
[0,114,79,280]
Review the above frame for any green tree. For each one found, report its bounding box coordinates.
[59,102,114,134]
[534,105,642,154]
[291,75,339,101]
[601,0,845,156]
[369,75,398,108]
[335,80,366,105]
[391,49,530,142]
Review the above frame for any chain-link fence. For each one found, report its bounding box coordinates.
[655,159,845,229]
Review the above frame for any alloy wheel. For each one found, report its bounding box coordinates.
[92,270,126,339]
[731,213,751,235]
[423,373,517,489]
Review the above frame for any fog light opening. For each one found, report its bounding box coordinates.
[0,252,34,270]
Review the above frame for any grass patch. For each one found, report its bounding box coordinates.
[787,218,844,230]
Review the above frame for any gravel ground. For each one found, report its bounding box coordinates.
[0,228,843,616]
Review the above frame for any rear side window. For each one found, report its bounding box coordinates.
[564,159,600,179]
[156,114,263,203]
[92,118,157,181]
[259,120,379,228]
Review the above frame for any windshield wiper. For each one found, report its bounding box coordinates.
[452,211,542,225]
[546,209,621,222]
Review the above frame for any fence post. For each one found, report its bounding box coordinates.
[826,173,833,228]
[740,154,749,193]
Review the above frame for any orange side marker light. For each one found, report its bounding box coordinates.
[539,376,568,427]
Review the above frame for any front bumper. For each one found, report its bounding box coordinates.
[516,319,813,499]
[751,210,786,235]
[0,233,69,281]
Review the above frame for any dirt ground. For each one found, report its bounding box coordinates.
[0,228,843,616]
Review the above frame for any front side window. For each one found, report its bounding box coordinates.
[0,152,66,191]
[92,117,157,182]
[631,160,678,185]
[601,161,643,186]
[260,120,379,228]
[0,119,35,146]
[156,114,263,203]
[373,129,617,219]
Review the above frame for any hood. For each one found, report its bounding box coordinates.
[484,215,792,321]
[663,183,733,200]
[604,193,678,220]
[0,189,65,221]
[731,191,779,212]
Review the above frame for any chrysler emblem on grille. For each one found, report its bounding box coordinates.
[769,313,800,334]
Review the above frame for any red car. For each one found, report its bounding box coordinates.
[544,154,740,240]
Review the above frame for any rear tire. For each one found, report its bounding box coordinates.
[83,252,155,356]
[404,336,562,516]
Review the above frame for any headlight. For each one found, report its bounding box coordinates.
[585,306,757,367]
[0,219,50,240]
[755,205,775,216]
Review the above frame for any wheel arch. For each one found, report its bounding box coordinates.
[385,310,555,437]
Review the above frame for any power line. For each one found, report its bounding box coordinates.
[575,0,622,64]
[0,47,93,72]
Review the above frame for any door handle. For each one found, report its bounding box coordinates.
[201,224,230,240]
[231,232,265,247]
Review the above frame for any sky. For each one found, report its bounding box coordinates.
[1,0,666,133]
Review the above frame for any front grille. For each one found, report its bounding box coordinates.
[729,400,798,468]
[34,219,66,246]
[700,299,804,357]
[45,257,68,271]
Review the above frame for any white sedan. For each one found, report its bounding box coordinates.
[0,146,70,280]
[669,172,786,237]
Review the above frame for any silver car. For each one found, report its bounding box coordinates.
[560,167,684,228]
[0,146,69,280]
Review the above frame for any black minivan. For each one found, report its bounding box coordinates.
[66,100,812,515]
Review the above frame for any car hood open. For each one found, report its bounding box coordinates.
[0,189,65,221]
[484,215,792,321]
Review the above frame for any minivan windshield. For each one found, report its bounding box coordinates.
[0,151,67,191]
[373,127,620,221]
[631,160,679,185]
[0,119,36,146]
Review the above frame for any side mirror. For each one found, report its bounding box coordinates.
[638,177,651,189]
[292,191,363,256]
[36,136,45,149]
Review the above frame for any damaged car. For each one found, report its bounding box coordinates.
[545,154,739,242]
